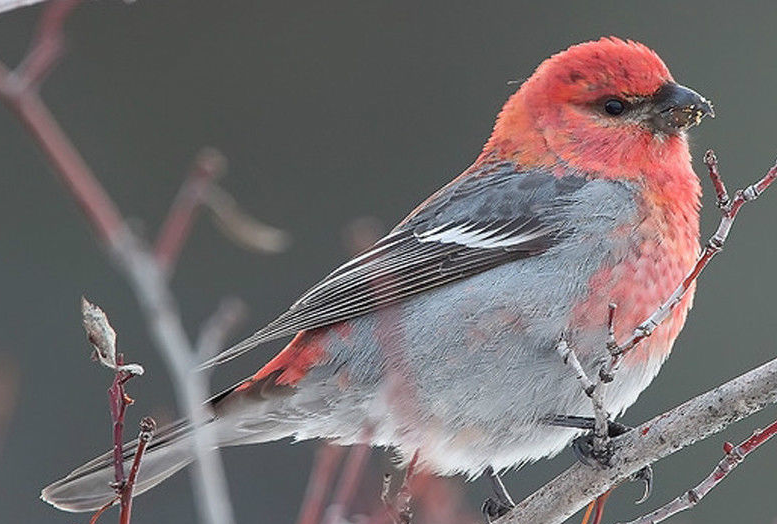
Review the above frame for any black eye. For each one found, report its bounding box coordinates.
[604,99,625,116]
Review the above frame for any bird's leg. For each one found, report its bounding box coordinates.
[481,466,515,523]
[546,415,653,503]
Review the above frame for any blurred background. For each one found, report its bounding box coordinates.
[2,1,777,523]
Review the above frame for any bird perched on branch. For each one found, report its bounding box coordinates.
[43,37,713,518]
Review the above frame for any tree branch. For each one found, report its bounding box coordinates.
[497,355,777,524]
[0,61,123,244]
[612,151,777,364]
[500,153,777,523]
[195,297,247,365]
[321,440,373,524]
[621,418,777,524]
[295,444,346,524]
[119,417,156,524]
[1,4,236,523]
[544,150,777,523]
[155,148,226,274]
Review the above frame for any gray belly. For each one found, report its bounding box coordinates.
[289,246,668,475]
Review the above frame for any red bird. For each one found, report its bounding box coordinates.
[43,38,713,518]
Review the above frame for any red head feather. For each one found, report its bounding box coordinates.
[482,38,697,179]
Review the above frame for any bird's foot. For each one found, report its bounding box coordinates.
[481,466,515,523]
[547,416,654,502]
[482,497,514,523]
[569,420,652,503]
[570,420,630,468]
[630,464,653,504]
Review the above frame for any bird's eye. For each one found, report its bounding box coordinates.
[604,99,625,116]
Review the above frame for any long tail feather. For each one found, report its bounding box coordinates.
[41,372,298,513]
[40,418,199,512]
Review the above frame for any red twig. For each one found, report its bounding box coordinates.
[155,148,227,273]
[16,0,82,90]
[89,497,120,524]
[0,1,123,244]
[82,298,149,524]
[295,444,346,524]
[108,356,134,488]
[580,490,611,524]
[556,150,777,498]
[704,150,730,208]
[4,4,236,523]
[322,436,373,524]
[609,150,777,369]
[621,418,777,524]
[118,417,156,524]
[589,490,610,524]
[381,450,419,524]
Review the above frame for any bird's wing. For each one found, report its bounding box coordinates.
[199,161,591,369]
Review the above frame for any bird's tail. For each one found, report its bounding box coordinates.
[40,417,206,512]
[41,370,300,513]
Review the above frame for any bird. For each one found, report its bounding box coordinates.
[42,37,713,517]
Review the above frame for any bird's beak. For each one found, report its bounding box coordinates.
[650,82,714,134]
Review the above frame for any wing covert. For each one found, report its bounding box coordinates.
[200,162,591,369]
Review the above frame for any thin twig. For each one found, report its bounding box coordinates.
[555,338,609,462]
[89,496,120,524]
[118,417,156,524]
[108,359,132,489]
[495,353,777,524]
[81,298,144,490]
[155,148,227,274]
[322,437,373,524]
[609,151,777,368]
[0,4,236,523]
[556,338,596,396]
[195,297,247,365]
[15,0,81,90]
[81,299,146,524]
[203,184,290,254]
[620,418,777,524]
[295,444,346,524]
[589,490,610,524]
[704,150,730,208]
[570,153,777,463]
[382,450,419,524]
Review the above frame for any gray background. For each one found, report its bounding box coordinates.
[2,1,777,523]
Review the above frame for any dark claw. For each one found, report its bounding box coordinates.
[572,432,614,467]
[607,421,631,437]
[482,466,515,523]
[569,420,633,468]
[631,464,654,504]
[571,432,596,466]
[553,415,655,504]
[482,497,513,523]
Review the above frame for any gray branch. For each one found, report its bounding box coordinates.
[110,230,236,524]
[495,355,777,524]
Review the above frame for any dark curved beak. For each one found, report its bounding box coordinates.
[650,82,714,134]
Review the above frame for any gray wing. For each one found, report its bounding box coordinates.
[200,162,591,369]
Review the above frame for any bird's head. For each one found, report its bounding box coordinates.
[485,38,713,177]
